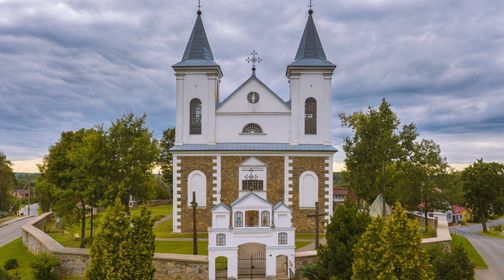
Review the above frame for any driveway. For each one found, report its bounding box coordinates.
[451,218,504,280]
[0,204,39,247]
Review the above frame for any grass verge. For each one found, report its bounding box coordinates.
[451,233,487,269]
[155,240,208,255]
[0,238,37,280]
[480,230,504,239]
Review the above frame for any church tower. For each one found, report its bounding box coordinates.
[172,9,222,146]
[287,8,336,146]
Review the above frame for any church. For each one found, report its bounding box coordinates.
[170,5,335,277]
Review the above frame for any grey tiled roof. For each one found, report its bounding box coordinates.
[289,12,335,67]
[173,13,218,67]
[171,143,337,152]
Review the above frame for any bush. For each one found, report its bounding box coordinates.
[0,267,21,280]
[31,253,60,280]
[3,259,19,270]
[427,244,474,280]
[491,224,503,232]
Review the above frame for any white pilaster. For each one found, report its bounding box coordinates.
[172,156,182,233]
[212,155,221,205]
[286,157,293,206]
[324,156,333,224]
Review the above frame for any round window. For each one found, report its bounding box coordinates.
[247,92,260,104]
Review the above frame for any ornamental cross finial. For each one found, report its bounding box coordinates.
[309,0,313,9]
[197,0,201,10]
[246,50,262,72]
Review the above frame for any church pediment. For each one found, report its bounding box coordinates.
[231,191,272,209]
[217,74,291,114]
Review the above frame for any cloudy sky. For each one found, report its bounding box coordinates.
[1,0,504,172]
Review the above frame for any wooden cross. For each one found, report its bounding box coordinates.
[307,201,327,249]
[191,191,198,255]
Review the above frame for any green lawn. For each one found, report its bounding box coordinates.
[155,240,208,255]
[0,238,37,280]
[420,226,437,239]
[295,241,312,249]
[451,233,487,268]
[131,204,172,222]
[480,230,504,239]
[295,233,326,239]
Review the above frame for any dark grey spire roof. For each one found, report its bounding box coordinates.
[173,12,218,67]
[289,11,335,67]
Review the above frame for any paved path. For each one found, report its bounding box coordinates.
[0,204,39,247]
[154,214,172,228]
[451,218,504,280]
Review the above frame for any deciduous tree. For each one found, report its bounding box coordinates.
[0,152,16,212]
[462,159,504,232]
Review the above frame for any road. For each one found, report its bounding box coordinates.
[0,204,39,247]
[451,218,504,280]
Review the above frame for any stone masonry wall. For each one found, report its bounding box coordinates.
[22,213,209,279]
[291,156,329,233]
[220,156,285,205]
[179,156,215,232]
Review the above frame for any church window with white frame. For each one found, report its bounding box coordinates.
[187,170,206,207]
[239,158,267,193]
[189,98,202,135]
[299,171,318,208]
[261,211,270,227]
[241,123,263,134]
[216,233,226,246]
[234,211,243,227]
[305,97,317,134]
[278,232,288,245]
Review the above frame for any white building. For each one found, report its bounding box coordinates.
[208,192,295,280]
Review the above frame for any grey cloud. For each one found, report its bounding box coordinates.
[0,0,503,166]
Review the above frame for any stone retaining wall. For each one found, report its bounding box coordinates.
[21,213,208,279]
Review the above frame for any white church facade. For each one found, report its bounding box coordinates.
[170,5,336,280]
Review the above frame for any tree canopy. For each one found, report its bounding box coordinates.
[462,159,504,232]
[0,151,16,212]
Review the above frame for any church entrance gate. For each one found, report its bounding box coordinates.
[238,243,266,279]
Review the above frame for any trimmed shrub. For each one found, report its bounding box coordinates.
[0,267,21,280]
[31,253,60,280]
[3,259,19,270]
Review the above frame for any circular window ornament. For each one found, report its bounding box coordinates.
[247,92,260,104]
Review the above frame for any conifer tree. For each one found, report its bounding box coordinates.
[129,205,156,280]
[317,202,370,279]
[352,218,386,279]
[352,203,433,280]
[86,198,131,280]
[380,203,433,279]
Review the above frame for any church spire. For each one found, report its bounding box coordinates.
[288,7,335,68]
[173,5,220,69]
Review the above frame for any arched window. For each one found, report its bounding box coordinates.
[278,232,288,245]
[234,211,243,227]
[261,211,270,227]
[299,171,318,208]
[305,97,317,134]
[241,123,263,134]
[190,98,202,135]
[188,170,206,207]
[216,234,226,246]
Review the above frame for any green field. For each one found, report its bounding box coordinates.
[451,233,487,268]
[0,238,37,280]
[155,240,208,255]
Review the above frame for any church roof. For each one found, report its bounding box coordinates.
[170,143,337,152]
[289,10,335,68]
[273,201,291,212]
[173,11,220,68]
[211,202,231,212]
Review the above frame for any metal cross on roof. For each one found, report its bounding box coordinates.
[246,50,262,72]
[197,0,201,10]
[308,0,313,9]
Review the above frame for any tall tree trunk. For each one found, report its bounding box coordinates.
[80,200,86,248]
[424,201,429,229]
[89,207,94,243]
[482,213,488,233]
